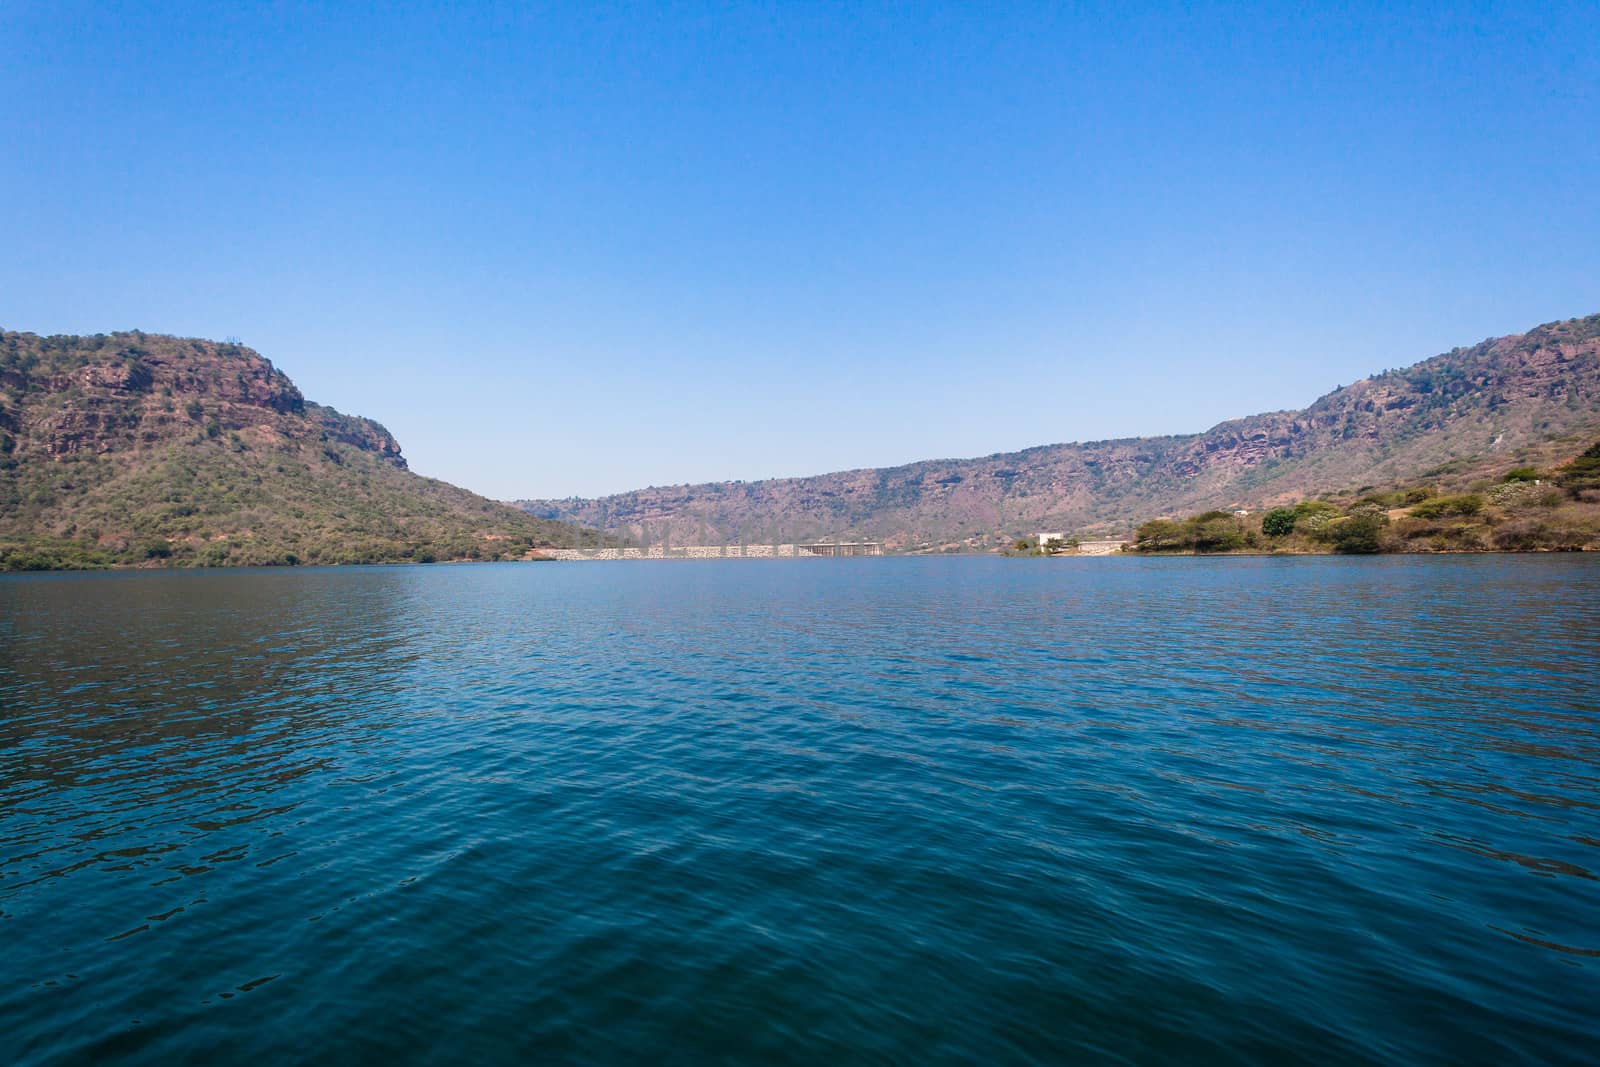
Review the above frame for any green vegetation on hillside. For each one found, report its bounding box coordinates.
[0,435,599,570]
[0,330,609,570]
[1132,444,1600,555]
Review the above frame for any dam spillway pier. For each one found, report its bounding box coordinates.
[542,541,885,560]
[795,541,883,557]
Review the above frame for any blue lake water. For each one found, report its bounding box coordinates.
[2,555,1598,1064]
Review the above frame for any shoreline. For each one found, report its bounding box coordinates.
[6,545,1599,574]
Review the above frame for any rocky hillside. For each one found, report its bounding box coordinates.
[517,314,1600,550]
[0,331,604,568]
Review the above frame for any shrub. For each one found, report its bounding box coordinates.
[1409,494,1484,519]
[1136,513,1253,552]
[1430,525,1491,551]
[0,550,56,571]
[1261,507,1298,537]
[1559,454,1600,495]
[1491,515,1593,550]
[1327,513,1386,553]
[1355,489,1415,508]
[1502,467,1541,482]
[0,539,115,570]
[1490,481,1563,509]
[1134,519,1185,550]
[1188,513,1247,552]
[1391,516,1438,540]
[1295,501,1343,534]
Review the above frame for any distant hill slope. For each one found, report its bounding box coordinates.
[517,314,1600,550]
[0,331,605,568]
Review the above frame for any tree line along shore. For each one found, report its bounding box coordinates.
[1124,439,1600,556]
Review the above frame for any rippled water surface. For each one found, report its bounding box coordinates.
[3,556,1599,1064]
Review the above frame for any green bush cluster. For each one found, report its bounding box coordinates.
[1314,513,1386,553]
[1560,448,1600,496]
[0,433,612,572]
[1260,499,1359,538]
[1261,507,1297,537]
[0,540,117,571]
[1408,494,1484,519]
[1135,511,1256,553]
[1130,441,1600,557]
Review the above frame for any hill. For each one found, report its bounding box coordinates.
[1124,440,1600,557]
[0,331,605,569]
[516,314,1600,550]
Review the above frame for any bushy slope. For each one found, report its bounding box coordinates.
[0,331,605,568]
[518,314,1600,549]
[1133,440,1600,556]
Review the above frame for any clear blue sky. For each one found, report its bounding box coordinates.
[3,2,1597,499]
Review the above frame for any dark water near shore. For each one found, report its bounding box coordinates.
[2,556,1598,1065]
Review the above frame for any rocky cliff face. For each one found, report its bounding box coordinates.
[0,332,403,464]
[0,330,603,568]
[517,314,1600,549]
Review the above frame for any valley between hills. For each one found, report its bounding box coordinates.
[517,314,1600,553]
[3,314,1599,570]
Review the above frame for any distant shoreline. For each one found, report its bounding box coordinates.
[7,546,1600,575]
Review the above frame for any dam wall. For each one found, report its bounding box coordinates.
[543,544,802,561]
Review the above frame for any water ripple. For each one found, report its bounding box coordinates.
[1,555,1598,1064]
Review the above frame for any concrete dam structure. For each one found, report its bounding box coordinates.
[542,541,885,561]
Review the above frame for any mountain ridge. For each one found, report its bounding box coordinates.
[516,313,1600,550]
[0,330,605,568]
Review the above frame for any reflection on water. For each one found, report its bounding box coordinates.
[2,556,1598,1064]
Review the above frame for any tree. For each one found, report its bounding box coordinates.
[1134,519,1184,550]
[1328,513,1385,553]
[1261,507,1298,537]
[1187,512,1247,552]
